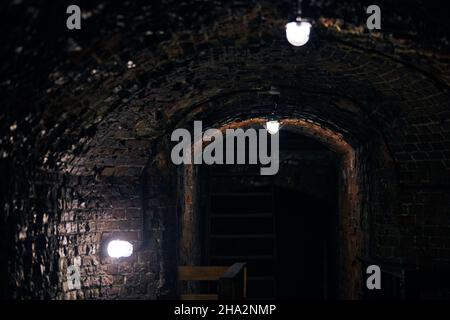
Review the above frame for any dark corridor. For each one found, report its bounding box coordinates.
[2,0,450,304]
[275,188,336,299]
[199,132,339,299]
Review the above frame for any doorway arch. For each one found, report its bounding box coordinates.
[174,116,378,299]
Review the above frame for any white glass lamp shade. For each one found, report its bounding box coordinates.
[265,120,280,135]
[107,240,133,258]
[285,20,312,46]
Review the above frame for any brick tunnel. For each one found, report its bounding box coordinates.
[0,0,450,300]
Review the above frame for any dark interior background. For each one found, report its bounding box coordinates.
[199,131,339,299]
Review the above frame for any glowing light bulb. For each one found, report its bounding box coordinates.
[107,240,133,258]
[285,18,311,47]
[265,121,280,135]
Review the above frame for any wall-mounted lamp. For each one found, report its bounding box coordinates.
[286,0,312,46]
[107,240,133,258]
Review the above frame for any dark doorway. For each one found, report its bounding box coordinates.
[275,188,336,299]
[198,130,339,299]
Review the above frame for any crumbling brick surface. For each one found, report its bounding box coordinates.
[0,1,449,299]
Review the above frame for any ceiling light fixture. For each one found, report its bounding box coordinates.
[265,120,280,135]
[286,0,312,47]
[265,98,281,135]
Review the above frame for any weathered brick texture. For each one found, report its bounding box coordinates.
[0,1,449,299]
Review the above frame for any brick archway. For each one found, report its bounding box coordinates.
[173,115,393,299]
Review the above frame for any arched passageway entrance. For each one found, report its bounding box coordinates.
[198,130,339,299]
[175,115,387,299]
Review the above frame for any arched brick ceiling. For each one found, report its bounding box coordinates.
[0,0,449,178]
[60,20,450,182]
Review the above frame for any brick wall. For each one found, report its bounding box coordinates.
[1,1,449,299]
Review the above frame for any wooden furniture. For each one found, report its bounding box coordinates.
[178,263,247,300]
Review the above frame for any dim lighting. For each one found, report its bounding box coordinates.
[286,17,311,47]
[265,120,280,135]
[107,240,133,258]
